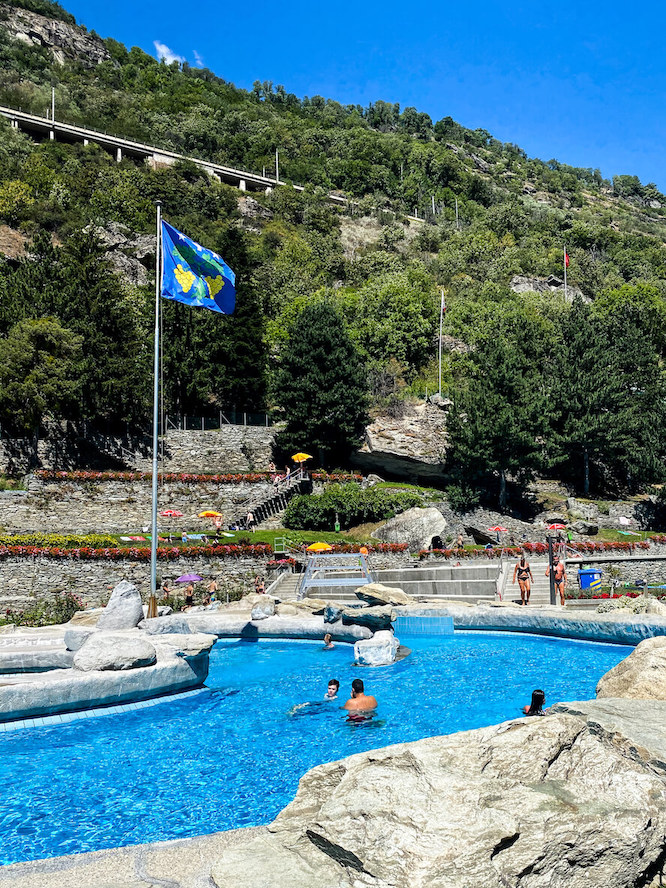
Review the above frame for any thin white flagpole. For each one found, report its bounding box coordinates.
[563,246,568,301]
[438,289,445,396]
[150,201,162,601]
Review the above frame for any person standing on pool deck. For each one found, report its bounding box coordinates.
[546,555,567,606]
[344,678,377,711]
[512,554,534,605]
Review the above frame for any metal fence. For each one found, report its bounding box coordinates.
[164,411,272,431]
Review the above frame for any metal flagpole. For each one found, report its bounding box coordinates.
[149,201,162,610]
[563,246,568,301]
[438,289,445,396]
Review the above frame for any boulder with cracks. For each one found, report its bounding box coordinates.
[211,714,666,888]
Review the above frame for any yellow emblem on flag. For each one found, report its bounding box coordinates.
[174,264,196,293]
[205,275,225,297]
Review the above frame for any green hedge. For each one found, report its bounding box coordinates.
[283,483,422,531]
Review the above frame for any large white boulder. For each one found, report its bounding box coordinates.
[73,633,157,672]
[64,627,95,652]
[373,506,447,551]
[211,714,666,888]
[96,580,144,630]
[355,582,412,606]
[251,598,276,621]
[354,630,400,666]
[596,636,666,700]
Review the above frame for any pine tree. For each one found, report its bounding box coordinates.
[274,301,369,466]
[550,298,666,494]
[447,322,545,508]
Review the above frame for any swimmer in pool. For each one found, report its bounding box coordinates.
[344,678,377,712]
[324,678,339,699]
[323,633,335,649]
[523,688,546,716]
[289,679,340,715]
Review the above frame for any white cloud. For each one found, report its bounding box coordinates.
[193,50,204,68]
[153,40,185,65]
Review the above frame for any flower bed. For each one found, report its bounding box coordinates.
[0,533,118,548]
[565,589,666,602]
[0,543,273,562]
[421,540,655,560]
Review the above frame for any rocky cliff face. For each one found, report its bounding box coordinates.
[1,4,110,67]
[353,403,447,481]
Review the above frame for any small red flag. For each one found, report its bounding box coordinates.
[565,251,570,268]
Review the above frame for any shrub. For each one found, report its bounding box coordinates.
[3,590,84,627]
[444,483,480,513]
[283,483,422,530]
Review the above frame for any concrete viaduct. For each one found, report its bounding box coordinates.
[0,105,350,205]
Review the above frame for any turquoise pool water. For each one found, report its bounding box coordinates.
[0,631,632,865]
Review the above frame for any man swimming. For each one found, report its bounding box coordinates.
[344,678,377,711]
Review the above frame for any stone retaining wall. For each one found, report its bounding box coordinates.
[0,551,412,610]
[0,424,276,475]
[132,428,276,474]
[0,478,277,533]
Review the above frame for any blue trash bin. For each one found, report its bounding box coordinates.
[578,568,602,590]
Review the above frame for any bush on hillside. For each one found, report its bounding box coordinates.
[283,482,421,530]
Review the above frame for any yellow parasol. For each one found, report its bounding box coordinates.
[291,452,313,463]
[198,510,223,518]
[306,541,333,552]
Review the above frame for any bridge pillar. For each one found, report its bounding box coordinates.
[116,147,122,163]
[83,138,89,146]
[265,185,272,194]
[10,118,18,129]
[49,129,55,141]
[238,179,247,192]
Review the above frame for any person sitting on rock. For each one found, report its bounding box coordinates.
[523,689,546,716]
[344,678,377,711]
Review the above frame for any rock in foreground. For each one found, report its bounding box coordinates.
[73,633,157,672]
[96,580,144,630]
[211,714,666,888]
[596,635,666,700]
[356,582,413,607]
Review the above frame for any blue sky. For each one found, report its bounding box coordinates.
[65,0,666,192]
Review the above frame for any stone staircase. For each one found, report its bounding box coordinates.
[231,472,310,529]
[267,572,302,598]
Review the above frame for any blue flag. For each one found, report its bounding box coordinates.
[161,220,235,314]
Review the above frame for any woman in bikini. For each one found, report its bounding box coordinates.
[512,554,533,605]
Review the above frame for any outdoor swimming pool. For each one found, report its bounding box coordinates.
[0,631,632,865]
